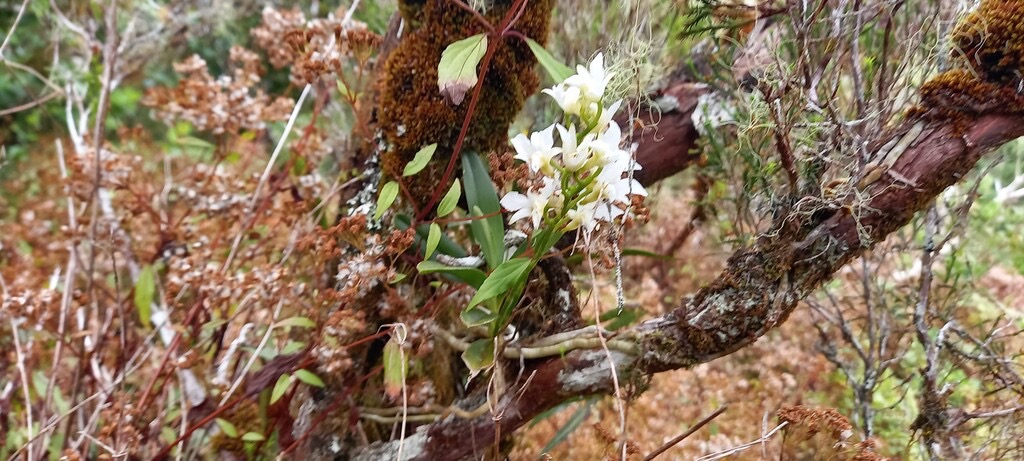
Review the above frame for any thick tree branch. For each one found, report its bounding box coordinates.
[627,81,706,187]
[354,111,1024,460]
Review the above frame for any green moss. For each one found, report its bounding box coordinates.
[950,0,1024,85]
[378,0,553,208]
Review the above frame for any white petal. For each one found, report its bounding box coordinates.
[501,191,529,211]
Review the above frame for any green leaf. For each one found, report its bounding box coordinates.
[462,152,505,269]
[134,265,155,329]
[177,136,215,150]
[270,374,292,404]
[215,418,239,438]
[459,305,497,327]
[437,179,461,217]
[374,181,400,221]
[461,338,495,374]
[275,316,316,329]
[425,223,441,260]
[383,336,407,399]
[540,398,598,453]
[466,257,532,310]
[416,260,487,288]
[621,247,674,261]
[390,272,408,284]
[241,432,266,442]
[525,38,574,83]
[394,214,468,258]
[437,34,488,105]
[336,78,355,100]
[281,340,306,355]
[599,308,640,331]
[294,369,325,388]
[403,143,438,177]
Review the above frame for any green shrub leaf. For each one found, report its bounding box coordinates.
[425,223,441,260]
[374,181,400,221]
[215,418,239,438]
[437,34,488,105]
[134,265,155,329]
[437,179,461,217]
[241,432,265,442]
[403,143,438,177]
[270,374,292,404]
[294,369,325,388]
[275,316,316,329]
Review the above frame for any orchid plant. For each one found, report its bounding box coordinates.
[451,52,646,370]
[387,50,647,375]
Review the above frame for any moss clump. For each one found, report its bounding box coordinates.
[910,68,1024,120]
[910,0,1024,120]
[378,0,553,208]
[950,0,1024,85]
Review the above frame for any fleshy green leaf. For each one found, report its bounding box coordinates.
[437,179,461,217]
[275,316,316,329]
[621,247,673,260]
[134,265,155,329]
[540,398,598,453]
[462,152,504,269]
[294,369,325,388]
[460,305,497,327]
[215,418,239,438]
[599,308,640,331]
[383,336,407,399]
[461,338,495,374]
[374,181,400,221]
[466,257,532,310]
[437,34,488,105]
[416,260,487,288]
[270,374,292,404]
[403,143,438,177]
[525,38,574,83]
[425,223,441,260]
[241,432,265,442]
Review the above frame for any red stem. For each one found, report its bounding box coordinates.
[414,0,531,223]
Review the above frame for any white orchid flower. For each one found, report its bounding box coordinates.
[584,120,624,168]
[565,52,614,103]
[511,124,559,174]
[542,84,582,116]
[500,188,549,229]
[556,123,592,171]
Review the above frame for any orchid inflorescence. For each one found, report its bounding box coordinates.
[500,53,647,244]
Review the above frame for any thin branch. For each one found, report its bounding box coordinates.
[642,405,728,461]
[223,84,311,271]
[0,0,31,57]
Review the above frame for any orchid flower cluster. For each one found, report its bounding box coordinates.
[500,53,646,243]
